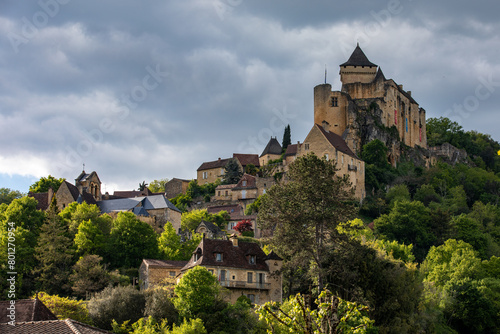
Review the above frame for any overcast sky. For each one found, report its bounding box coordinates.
[1,0,499,194]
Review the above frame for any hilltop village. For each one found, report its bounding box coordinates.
[5,45,500,333]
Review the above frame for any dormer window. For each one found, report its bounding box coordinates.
[249,255,256,265]
[194,253,201,262]
[216,253,223,262]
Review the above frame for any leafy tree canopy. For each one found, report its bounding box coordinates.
[174,266,223,318]
[148,178,169,193]
[0,188,24,205]
[259,153,357,291]
[29,175,65,193]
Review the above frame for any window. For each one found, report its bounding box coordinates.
[169,271,176,277]
[324,154,329,161]
[220,270,226,281]
[220,168,224,175]
[217,191,220,196]
[247,272,253,283]
[258,273,264,283]
[331,96,338,107]
[225,190,228,196]
[216,253,223,262]
[341,155,344,165]
[202,171,208,179]
[249,255,256,264]
[305,143,309,150]
[242,180,247,186]
[247,294,255,303]
[194,253,200,262]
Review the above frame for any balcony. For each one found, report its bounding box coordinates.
[348,164,357,172]
[219,280,270,290]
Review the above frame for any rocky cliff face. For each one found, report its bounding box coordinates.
[348,100,470,167]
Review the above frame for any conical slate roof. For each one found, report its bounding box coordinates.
[260,137,282,157]
[340,44,377,67]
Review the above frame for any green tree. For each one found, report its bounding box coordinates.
[374,200,435,262]
[0,188,24,205]
[385,184,410,208]
[221,158,243,185]
[37,292,92,324]
[245,195,263,215]
[138,181,148,191]
[158,222,202,261]
[257,290,376,333]
[169,318,207,334]
[29,175,65,193]
[258,153,357,291]
[108,212,159,268]
[282,124,291,153]
[414,184,441,206]
[148,178,169,193]
[2,196,45,232]
[69,255,111,298]
[88,285,146,330]
[361,139,390,169]
[33,206,74,296]
[74,217,111,257]
[144,287,179,326]
[59,202,108,236]
[426,116,464,147]
[174,266,222,318]
[181,209,210,231]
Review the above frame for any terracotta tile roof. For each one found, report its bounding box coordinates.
[0,299,57,324]
[28,192,50,211]
[182,238,269,271]
[233,153,260,167]
[340,44,377,67]
[142,259,188,268]
[284,144,298,157]
[232,174,257,190]
[197,158,230,171]
[315,124,359,159]
[112,189,153,198]
[0,319,111,333]
[207,204,243,219]
[260,137,282,157]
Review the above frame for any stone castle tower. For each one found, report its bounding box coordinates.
[313,44,427,160]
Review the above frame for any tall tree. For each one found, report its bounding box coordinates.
[221,158,243,185]
[282,124,291,152]
[108,212,158,268]
[33,204,74,296]
[29,175,65,193]
[258,153,357,291]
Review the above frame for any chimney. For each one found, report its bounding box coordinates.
[48,187,54,204]
[407,91,411,96]
[229,234,238,247]
[398,84,403,90]
[322,120,330,132]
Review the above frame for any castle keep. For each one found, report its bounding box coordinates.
[313,44,427,155]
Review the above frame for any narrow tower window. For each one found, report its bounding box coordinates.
[331,97,338,107]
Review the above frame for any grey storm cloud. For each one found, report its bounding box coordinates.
[0,0,499,192]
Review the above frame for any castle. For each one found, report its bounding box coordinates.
[312,43,427,159]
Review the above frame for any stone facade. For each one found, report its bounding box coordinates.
[313,45,427,156]
[165,178,191,199]
[139,259,188,290]
[297,123,366,199]
[180,236,283,304]
[75,170,102,201]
